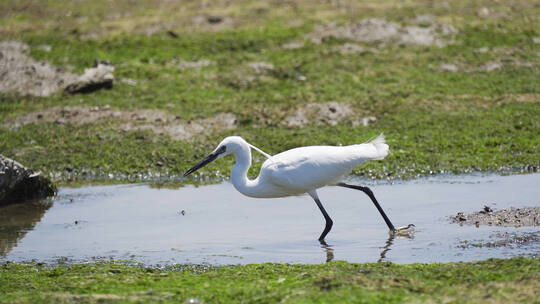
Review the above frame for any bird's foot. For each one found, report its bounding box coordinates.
[390,224,415,237]
[394,224,415,231]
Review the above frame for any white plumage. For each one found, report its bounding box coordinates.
[237,134,388,198]
[184,134,410,241]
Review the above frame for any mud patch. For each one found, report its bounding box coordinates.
[434,60,537,73]
[285,102,354,127]
[451,206,540,227]
[0,41,77,97]
[281,41,304,50]
[248,62,275,74]
[120,113,236,140]
[4,106,236,141]
[169,59,214,71]
[0,41,117,96]
[191,15,235,31]
[332,43,376,55]
[458,232,539,249]
[306,17,457,47]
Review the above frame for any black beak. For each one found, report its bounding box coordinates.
[184,146,226,177]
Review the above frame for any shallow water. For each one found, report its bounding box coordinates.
[1,174,539,265]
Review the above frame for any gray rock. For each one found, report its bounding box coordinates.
[65,60,115,94]
[0,155,56,206]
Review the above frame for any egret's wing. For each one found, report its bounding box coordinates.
[262,147,355,192]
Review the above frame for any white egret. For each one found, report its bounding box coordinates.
[184,134,413,242]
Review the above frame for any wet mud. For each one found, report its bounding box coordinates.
[451,206,540,227]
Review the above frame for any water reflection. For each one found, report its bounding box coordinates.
[378,234,395,262]
[319,240,334,262]
[0,199,52,256]
[1,174,539,265]
[320,231,415,263]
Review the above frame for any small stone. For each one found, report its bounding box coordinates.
[248,62,275,74]
[475,47,489,53]
[282,41,304,50]
[166,30,178,38]
[481,62,502,72]
[38,45,52,52]
[439,63,459,72]
[65,62,115,94]
[361,116,377,127]
[207,16,223,24]
[120,78,137,86]
[478,7,490,17]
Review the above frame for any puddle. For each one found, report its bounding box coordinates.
[1,174,539,265]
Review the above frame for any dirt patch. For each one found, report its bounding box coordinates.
[282,41,304,50]
[0,41,117,96]
[306,17,457,47]
[451,206,540,227]
[169,59,214,71]
[0,41,77,97]
[285,102,354,127]
[191,15,235,31]
[332,43,375,55]
[434,60,538,73]
[5,106,172,127]
[4,106,236,140]
[248,62,275,74]
[120,113,236,140]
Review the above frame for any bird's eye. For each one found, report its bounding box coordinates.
[218,145,226,153]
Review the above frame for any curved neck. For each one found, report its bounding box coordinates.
[230,144,259,197]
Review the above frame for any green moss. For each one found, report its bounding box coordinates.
[1,258,538,303]
[0,0,538,185]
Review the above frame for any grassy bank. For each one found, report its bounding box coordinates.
[1,257,538,303]
[0,0,538,185]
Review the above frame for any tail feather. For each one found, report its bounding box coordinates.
[367,133,389,160]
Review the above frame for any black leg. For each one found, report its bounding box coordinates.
[337,182,396,231]
[313,197,333,241]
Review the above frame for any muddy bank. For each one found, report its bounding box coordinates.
[0,41,77,97]
[458,232,539,249]
[306,16,457,47]
[3,106,236,140]
[284,102,376,127]
[451,206,540,227]
[285,102,354,127]
[0,41,116,96]
[3,101,375,136]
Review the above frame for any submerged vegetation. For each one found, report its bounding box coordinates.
[0,0,538,185]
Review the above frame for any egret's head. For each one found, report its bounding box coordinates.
[183,136,246,177]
